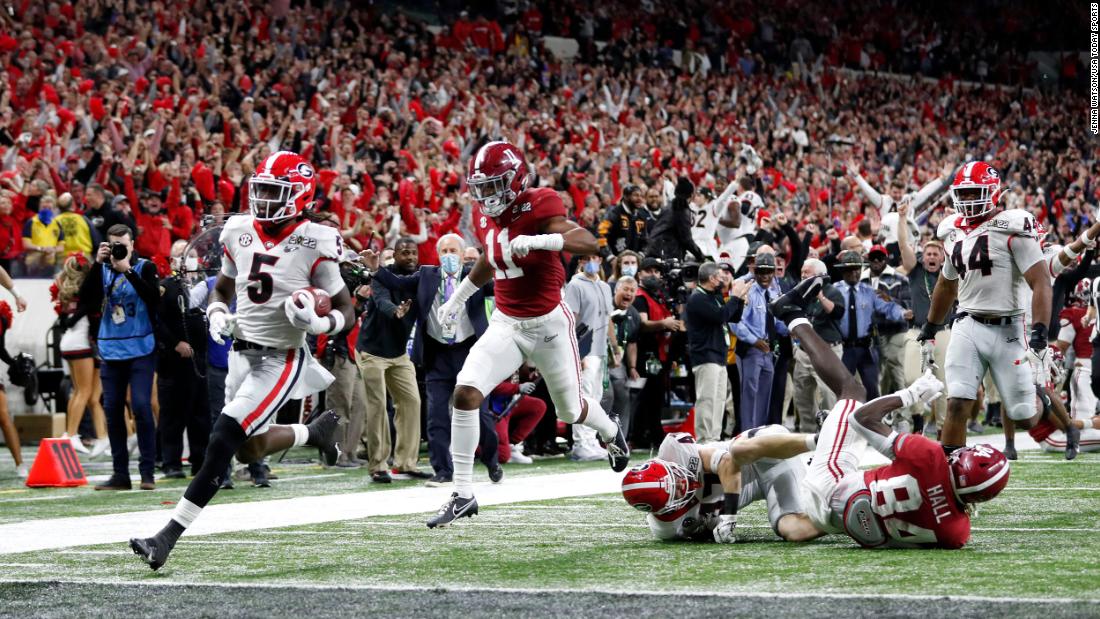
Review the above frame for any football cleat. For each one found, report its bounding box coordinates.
[427,493,479,528]
[1064,423,1080,461]
[606,415,631,473]
[305,409,342,467]
[1003,442,1018,461]
[769,276,825,322]
[129,536,172,571]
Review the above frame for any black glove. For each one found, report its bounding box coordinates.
[675,177,695,200]
[916,321,943,343]
[1029,323,1048,352]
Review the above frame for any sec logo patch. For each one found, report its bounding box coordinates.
[239,233,253,247]
[479,216,487,229]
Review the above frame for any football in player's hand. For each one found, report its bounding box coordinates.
[291,287,332,317]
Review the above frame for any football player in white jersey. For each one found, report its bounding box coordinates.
[918,162,1080,455]
[621,426,818,543]
[689,180,739,261]
[717,176,762,271]
[848,159,954,250]
[130,151,354,571]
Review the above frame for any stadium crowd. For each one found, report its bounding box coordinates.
[0,0,1095,485]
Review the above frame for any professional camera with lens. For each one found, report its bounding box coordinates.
[340,259,373,293]
[110,242,128,260]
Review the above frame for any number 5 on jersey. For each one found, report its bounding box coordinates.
[486,228,523,280]
[248,254,280,303]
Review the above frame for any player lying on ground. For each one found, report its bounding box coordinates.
[418,141,629,528]
[763,277,1011,548]
[621,426,820,543]
[129,151,348,570]
[920,162,1082,458]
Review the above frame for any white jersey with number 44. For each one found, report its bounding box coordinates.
[941,209,1045,317]
[219,214,346,349]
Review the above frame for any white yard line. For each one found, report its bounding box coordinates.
[0,469,624,555]
[0,578,1095,606]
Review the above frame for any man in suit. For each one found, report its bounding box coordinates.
[371,234,501,486]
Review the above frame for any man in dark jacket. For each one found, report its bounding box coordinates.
[645,178,707,263]
[685,263,747,442]
[598,185,651,256]
[356,238,423,483]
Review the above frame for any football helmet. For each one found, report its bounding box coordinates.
[948,443,1010,503]
[621,458,701,515]
[1070,278,1091,306]
[248,151,317,223]
[466,141,531,217]
[950,161,1002,220]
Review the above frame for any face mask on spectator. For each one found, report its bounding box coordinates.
[622,265,638,278]
[641,275,661,291]
[37,207,54,225]
[584,261,600,276]
[185,256,199,272]
[440,253,461,275]
[464,259,476,269]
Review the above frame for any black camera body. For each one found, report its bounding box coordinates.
[110,242,129,261]
[340,260,373,294]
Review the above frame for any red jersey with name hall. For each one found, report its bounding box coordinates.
[474,187,567,318]
[862,434,971,549]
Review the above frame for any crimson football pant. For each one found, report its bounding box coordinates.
[495,395,546,463]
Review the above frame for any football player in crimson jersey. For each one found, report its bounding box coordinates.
[129,151,353,571]
[759,277,1008,549]
[919,162,1082,456]
[428,141,630,528]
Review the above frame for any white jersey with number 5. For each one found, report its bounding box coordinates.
[940,209,1044,316]
[219,214,345,349]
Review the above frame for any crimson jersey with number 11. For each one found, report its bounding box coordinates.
[862,433,971,549]
[474,187,567,318]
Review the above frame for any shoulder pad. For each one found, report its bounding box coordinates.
[738,191,764,208]
[986,209,1039,236]
[936,213,963,242]
[218,214,253,245]
[301,222,344,260]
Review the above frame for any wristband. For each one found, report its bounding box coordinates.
[540,233,564,252]
[1082,229,1098,248]
[326,310,346,334]
[895,388,917,408]
[206,301,229,319]
[450,277,480,307]
[1062,244,1080,261]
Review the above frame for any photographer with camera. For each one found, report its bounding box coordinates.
[685,263,750,443]
[155,240,210,480]
[631,257,685,448]
[77,224,161,490]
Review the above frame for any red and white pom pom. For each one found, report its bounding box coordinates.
[291,287,332,317]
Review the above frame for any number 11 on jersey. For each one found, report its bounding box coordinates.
[486,228,523,279]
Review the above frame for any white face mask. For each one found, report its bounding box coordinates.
[184,256,199,272]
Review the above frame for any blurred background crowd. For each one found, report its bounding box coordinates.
[0,0,1093,485]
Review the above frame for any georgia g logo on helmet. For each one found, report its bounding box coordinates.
[950,161,1002,221]
[249,151,318,224]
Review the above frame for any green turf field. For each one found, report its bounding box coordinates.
[1,447,1099,617]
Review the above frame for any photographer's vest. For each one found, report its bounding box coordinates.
[637,288,671,362]
[97,260,155,361]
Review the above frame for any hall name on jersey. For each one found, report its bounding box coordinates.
[285,234,318,249]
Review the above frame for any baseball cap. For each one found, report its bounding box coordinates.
[868,244,888,258]
[640,257,663,272]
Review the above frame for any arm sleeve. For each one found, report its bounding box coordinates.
[1057,317,1076,345]
[852,174,884,210]
[1010,235,1045,274]
[873,294,907,322]
[848,402,900,459]
[370,276,401,318]
[126,261,162,310]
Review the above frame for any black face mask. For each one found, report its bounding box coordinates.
[463,260,476,269]
[641,275,662,291]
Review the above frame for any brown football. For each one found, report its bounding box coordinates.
[292,287,332,317]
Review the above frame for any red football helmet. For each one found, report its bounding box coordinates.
[950,161,1002,220]
[621,458,701,515]
[466,141,531,217]
[948,443,1010,503]
[249,151,317,223]
[1070,278,1091,305]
